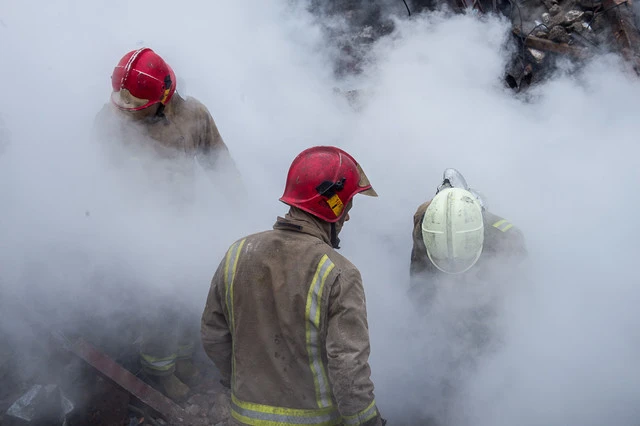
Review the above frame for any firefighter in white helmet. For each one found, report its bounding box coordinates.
[409,169,527,425]
[410,168,527,279]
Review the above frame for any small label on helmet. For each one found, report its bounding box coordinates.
[327,194,344,217]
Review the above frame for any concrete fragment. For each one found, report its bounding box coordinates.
[208,391,232,424]
[185,404,201,416]
[549,25,571,43]
[564,10,584,24]
[571,21,585,33]
[529,48,547,62]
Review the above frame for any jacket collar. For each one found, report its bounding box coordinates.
[273,207,333,246]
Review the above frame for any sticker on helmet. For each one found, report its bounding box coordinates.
[327,194,344,217]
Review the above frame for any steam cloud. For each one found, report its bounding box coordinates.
[1,1,639,425]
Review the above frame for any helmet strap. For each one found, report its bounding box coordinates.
[330,223,341,250]
[155,103,166,118]
[144,104,168,124]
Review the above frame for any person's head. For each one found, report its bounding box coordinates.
[280,146,377,247]
[422,187,484,274]
[109,48,176,120]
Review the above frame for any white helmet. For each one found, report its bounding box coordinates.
[422,187,485,274]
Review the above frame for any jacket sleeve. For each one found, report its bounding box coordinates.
[410,201,433,277]
[483,212,528,264]
[326,267,382,425]
[195,103,229,169]
[192,101,246,199]
[201,257,233,384]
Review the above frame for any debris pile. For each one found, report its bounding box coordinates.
[505,0,640,89]
[0,330,230,425]
[308,0,640,90]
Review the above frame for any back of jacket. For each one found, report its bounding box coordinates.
[202,208,381,426]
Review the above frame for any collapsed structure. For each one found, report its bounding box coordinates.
[313,0,640,90]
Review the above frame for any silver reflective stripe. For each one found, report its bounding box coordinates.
[231,398,341,425]
[306,255,336,408]
[343,401,378,426]
[141,358,174,368]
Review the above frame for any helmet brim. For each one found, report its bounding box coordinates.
[110,89,153,111]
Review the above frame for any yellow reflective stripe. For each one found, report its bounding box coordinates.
[140,353,176,371]
[231,393,341,426]
[342,400,378,426]
[177,343,194,353]
[224,238,246,391]
[492,219,513,232]
[305,255,335,408]
[176,343,194,359]
[492,219,507,228]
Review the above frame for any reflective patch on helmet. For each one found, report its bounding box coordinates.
[327,194,344,217]
[160,75,172,104]
[160,88,171,104]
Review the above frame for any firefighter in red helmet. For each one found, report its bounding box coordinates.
[94,47,242,200]
[93,47,243,401]
[201,146,386,426]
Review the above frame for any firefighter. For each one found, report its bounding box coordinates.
[94,47,243,204]
[201,146,386,426]
[93,47,242,401]
[408,169,527,425]
[410,168,527,281]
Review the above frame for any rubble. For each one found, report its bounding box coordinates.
[308,0,640,92]
[64,336,205,425]
[548,25,572,43]
[0,301,230,426]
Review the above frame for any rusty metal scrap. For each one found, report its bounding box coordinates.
[513,27,591,58]
[602,0,640,71]
[524,35,590,57]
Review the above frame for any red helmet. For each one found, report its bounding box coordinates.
[110,48,176,111]
[280,146,378,223]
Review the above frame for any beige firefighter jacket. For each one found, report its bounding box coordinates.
[410,200,527,277]
[201,207,382,426]
[93,93,241,187]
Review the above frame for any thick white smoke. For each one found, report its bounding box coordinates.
[1,1,639,425]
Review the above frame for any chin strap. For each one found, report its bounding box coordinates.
[142,104,168,124]
[155,103,166,119]
[330,223,341,249]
